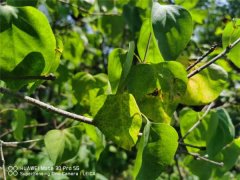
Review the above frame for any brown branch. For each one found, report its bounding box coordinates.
[186,44,217,71]
[188,37,240,78]
[0,74,56,81]
[0,86,94,125]
[0,140,6,180]
[174,155,183,180]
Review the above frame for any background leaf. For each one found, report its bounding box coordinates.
[11,109,26,141]
[7,0,39,7]
[44,126,82,165]
[222,19,240,67]
[62,32,84,66]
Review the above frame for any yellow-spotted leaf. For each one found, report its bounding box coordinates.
[181,64,228,105]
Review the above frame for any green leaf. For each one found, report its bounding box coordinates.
[127,61,187,123]
[94,93,142,150]
[0,5,58,74]
[190,9,208,24]
[134,122,178,180]
[137,19,164,63]
[44,126,82,165]
[127,64,157,99]
[121,41,135,88]
[62,32,84,65]
[207,109,235,157]
[175,0,199,9]
[11,109,26,141]
[151,2,193,60]
[222,19,240,67]
[1,52,45,90]
[181,64,228,105]
[108,48,127,93]
[135,0,151,9]
[108,42,135,93]
[100,15,125,45]
[83,124,106,160]
[70,0,80,17]
[7,0,39,7]
[90,93,108,117]
[72,72,111,108]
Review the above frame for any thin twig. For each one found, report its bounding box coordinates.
[1,139,42,147]
[0,140,6,180]
[0,87,93,125]
[186,44,218,71]
[58,0,120,16]
[180,102,215,142]
[56,119,70,129]
[143,33,152,63]
[188,152,224,167]
[179,142,206,150]
[188,37,240,78]
[0,74,56,81]
[28,142,38,150]
[174,155,183,180]
[0,123,49,138]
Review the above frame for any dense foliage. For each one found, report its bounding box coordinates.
[0,0,240,179]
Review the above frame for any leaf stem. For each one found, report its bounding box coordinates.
[187,37,240,78]
[143,33,152,63]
